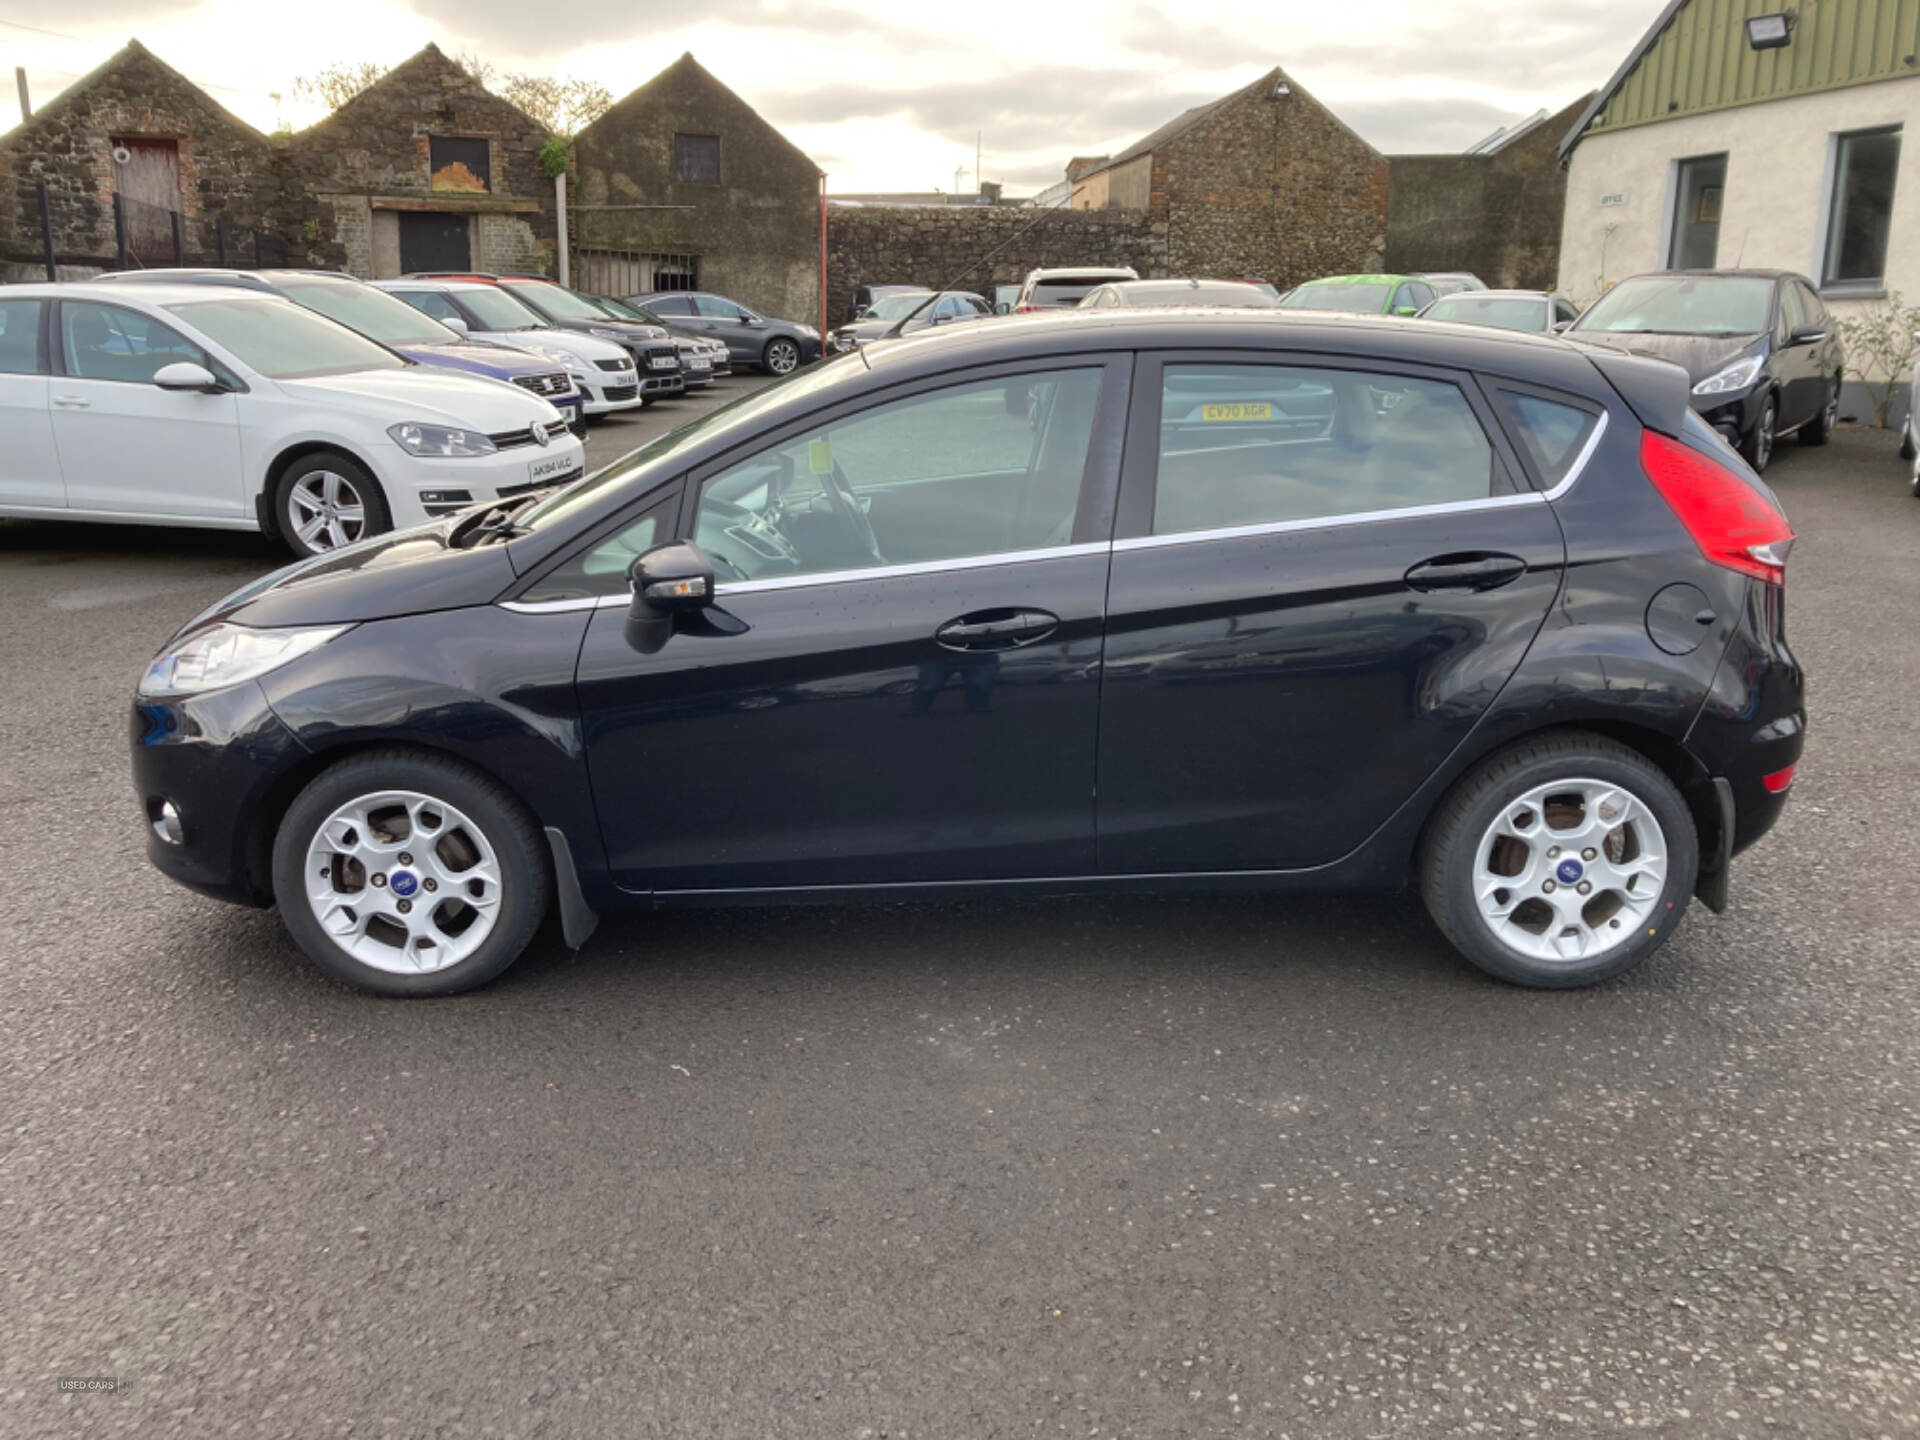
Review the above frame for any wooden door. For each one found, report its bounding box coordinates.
[112,138,180,261]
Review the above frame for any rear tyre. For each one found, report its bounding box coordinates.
[274,451,390,558]
[1740,394,1776,473]
[1799,375,1839,446]
[1900,416,1916,461]
[762,337,800,376]
[1419,732,1698,989]
[271,749,549,997]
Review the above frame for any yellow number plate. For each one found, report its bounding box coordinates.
[1200,402,1273,421]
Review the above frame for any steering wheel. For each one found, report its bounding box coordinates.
[821,457,884,563]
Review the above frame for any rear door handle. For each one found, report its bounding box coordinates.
[935,607,1060,651]
[52,395,91,409]
[1404,553,1528,592]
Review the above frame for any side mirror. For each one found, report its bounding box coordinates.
[1552,319,1575,334]
[995,302,1011,315]
[153,361,221,392]
[629,540,715,618]
[1787,324,1827,345]
[930,312,952,325]
[442,316,470,336]
[1393,305,1420,317]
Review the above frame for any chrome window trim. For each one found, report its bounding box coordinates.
[498,541,1110,614]
[1539,407,1609,500]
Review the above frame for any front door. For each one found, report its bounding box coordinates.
[112,138,179,263]
[48,299,245,520]
[398,212,472,275]
[571,359,1126,891]
[0,296,62,509]
[1097,354,1568,873]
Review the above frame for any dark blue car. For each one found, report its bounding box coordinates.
[97,268,586,431]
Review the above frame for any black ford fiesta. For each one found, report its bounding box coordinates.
[132,310,1805,996]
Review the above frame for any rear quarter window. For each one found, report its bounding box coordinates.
[1494,389,1602,487]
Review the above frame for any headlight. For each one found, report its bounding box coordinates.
[388,422,497,457]
[588,327,625,340]
[139,623,351,698]
[1693,356,1765,396]
[532,343,589,376]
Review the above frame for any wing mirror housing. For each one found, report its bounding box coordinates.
[153,361,222,393]
[442,316,470,336]
[1551,319,1575,334]
[626,540,717,653]
[1393,304,1420,317]
[1787,324,1827,345]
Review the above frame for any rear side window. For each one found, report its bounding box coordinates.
[1152,363,1496,536]
[0,298,43,375]
[648,295,693,316]
[1495,389,1601,486]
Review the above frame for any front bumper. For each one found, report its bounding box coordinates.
[377,426,587,525]
[131,680,309,905]
[1692,385,1769,446]
[580,373,646,414]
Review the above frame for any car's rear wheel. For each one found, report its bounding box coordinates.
[1741,394,1776,472]
[762,337,800,375]
[1799,375,1839,446]
[275,451,390,558]
[1419,733,1698,988]
[271,750,549,996]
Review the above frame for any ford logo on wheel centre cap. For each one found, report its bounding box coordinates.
[389,870,420,898]
[1555,859,1583,885]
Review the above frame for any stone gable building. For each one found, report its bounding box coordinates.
[287,44,552,279]
[1070,68,1390,287]
[570,53,822,321]
[0,40,296,275]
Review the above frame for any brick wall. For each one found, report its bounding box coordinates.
[825,204,1161,323]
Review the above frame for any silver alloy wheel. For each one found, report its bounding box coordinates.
[288,469,367,552]
[765,338,800,375]
[1471,777,1669,964]
[302,789,503,975]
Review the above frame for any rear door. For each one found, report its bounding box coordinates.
[1096,351,1568,874]
[0,297,62,508]
[568,356,1128,891]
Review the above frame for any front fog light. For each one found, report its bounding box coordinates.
[149,799,184,845]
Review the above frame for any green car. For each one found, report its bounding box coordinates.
[1277,273,1437,317]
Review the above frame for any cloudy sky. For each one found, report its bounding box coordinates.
[1,1,1661,192]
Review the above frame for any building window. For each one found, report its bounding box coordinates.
[1823,126,1901,291]
[1667,154,1725,270]
[673,133,721,185]
[573,250,700,297]
[429,136,491,194]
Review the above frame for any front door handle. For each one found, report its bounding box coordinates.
[52,395,91,409]
[1404,552,1528,592]
[935,607,1060,651]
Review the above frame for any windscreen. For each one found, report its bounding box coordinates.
[276,279,458,346]
[1575,275,1771,336]
[862,292,935,321]
[1424,295,1548,332]
[1118,283,1278,307]
[1277,282,1391,313]
[1030,278,1122,305]
[509,281,608,321]
[167,297,405,378]
[458,287,548,331]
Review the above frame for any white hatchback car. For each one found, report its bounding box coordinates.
[0,282,583,556]
[373,280,649,416]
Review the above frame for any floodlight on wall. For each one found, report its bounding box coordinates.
[1273,80,1291,97]
[1745,11,1794,49]
[111,145,133,164]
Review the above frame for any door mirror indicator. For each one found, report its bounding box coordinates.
[152,361,222,393]
[629,540,716,615]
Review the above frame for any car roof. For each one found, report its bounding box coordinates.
[1624,268,1798,282]
[1026,267,1138,280]
[1298,273,1421,286]
[4,280,299,306]
[378,278,495,293]
[1427,289,1556,300]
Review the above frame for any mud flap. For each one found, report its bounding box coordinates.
[1693,777,1735,914]
[544,826,601,950]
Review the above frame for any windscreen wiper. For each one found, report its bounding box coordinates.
[450,492,546,548]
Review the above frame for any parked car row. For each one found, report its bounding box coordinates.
[0,268,798,560]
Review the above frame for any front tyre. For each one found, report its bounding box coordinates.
[1741,394,1776,473]
[1419,733,1698,988]
[274,451,390,558]
[762,337,800,375]
[1799,375,1839,446]
[271,750,549,996]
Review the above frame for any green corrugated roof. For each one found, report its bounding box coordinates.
[1562,0,1920,158]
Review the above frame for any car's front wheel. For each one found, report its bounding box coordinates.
[1419,733,1698,988]
[1741,394,1776,473]
[762,337,800,375]
[274,451,389,557]
[271,750,549,996]
[1799,374,1840,446]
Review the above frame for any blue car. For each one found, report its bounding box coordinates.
[96,268,586,432]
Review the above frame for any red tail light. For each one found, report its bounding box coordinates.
[1639,430,1795,585]
[1016,304,1043,313]
[1763,764,1797,794]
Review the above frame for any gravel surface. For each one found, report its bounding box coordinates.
[1,416,1913,1438]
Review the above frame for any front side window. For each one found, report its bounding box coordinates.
[61,301,207,382]
[393,289,463,323]
[1152,364,1496,537]
[1777,280,1805,341]
[0,298,43,375]
[692,368,1103,582]
[521,492,676,603]
[1668,154,1726,269]
[165,298,403,379]
[673,133,721,185]
[1824,126,1900,289]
